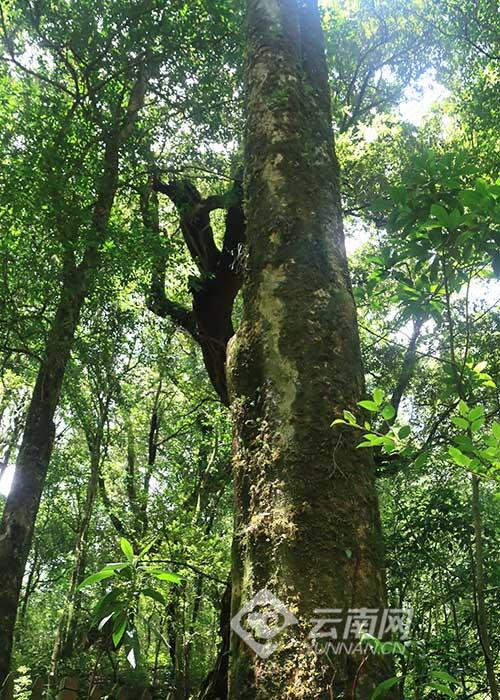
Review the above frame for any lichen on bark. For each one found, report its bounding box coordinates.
[227,1,396,697]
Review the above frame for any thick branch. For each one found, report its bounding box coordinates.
[153,179,221,275]
[142,186,200,341]
[146,173,245,406]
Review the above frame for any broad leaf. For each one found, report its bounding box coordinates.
[120,538,135,562]
[77,569,116,590]
[371,676,401,700]
[382,405,395,420]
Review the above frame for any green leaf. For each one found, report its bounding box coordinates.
[142,587,167,605]
[459,189,483,208]
[458,400,469,418]
[112,615,127,647]
[373,388,384,406]
[91,590,122,624]
[120,538,135,562]
[431,203,449,227]
[343,410,357,425]
[468,406,484,421]
[429,671,460,685]
[364,434,386,444]
[383,439,396,454]
[448,447,471,467]
[448,209,462,229]
[370,676,401,699]
[138,539,157,558]
[358,400,378,412]
[77,569,116,590]
[470,418,484,433]
[451,416,469,430]
[151,571,181,584]
[360,632,382,652]
[493,422,500,441]
[381,405,396,421]
[414,452,428,469]
[102,562,128,571]
[472,361,487,373]
[426,681,456,698]
[454,434,474,452]
[398,425,411,439]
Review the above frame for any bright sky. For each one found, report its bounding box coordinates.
[399,71,450,126]
[0,465,14,497]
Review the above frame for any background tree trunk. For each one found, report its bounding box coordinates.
[471,475,499,700]
[0,68,146,682]
[47,423,104,694]
[227,1,394,697]
[0,260,88,683]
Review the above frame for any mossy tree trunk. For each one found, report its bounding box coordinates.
[227,1,394,697]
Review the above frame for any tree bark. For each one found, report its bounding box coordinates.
[226,1,393,697]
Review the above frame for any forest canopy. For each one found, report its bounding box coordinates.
[0,0,498,699]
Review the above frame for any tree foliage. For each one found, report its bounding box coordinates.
[0,0,498,698]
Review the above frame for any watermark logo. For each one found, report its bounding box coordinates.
[231,590,412,660]
[309,607,413,642]
[309,607,413,657]
[230,589,299,659]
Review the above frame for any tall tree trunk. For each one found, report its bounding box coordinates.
[227,1,393,697]
[0,259,88,683]
[199,581,231,700]
[441,257,498,700]
[17,540,40,628]
[166,589,188,700]
[471,475,499,700]
[0,68,146,683]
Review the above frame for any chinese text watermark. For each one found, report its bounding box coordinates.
[231,589,413,660]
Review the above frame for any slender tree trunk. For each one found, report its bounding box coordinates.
[0,69,146,683]
[47,430,103,693]
[471,475,499,700]
[227,1,393,697]
[442,260,498,699]
[199,581,231,700]
[17,540,40,628]
[0,259,88,682]
[166,589,188,700]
